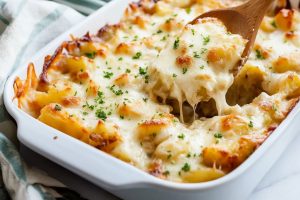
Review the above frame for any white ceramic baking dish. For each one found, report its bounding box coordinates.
[4,0,300,199]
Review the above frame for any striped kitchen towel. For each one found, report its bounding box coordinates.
[0,0,109,199]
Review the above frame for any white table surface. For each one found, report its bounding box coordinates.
[20,132,300,200]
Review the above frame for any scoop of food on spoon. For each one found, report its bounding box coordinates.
[189,0,275,75]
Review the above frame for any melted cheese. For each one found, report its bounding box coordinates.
[147,18,247,121]
[15,0,300,183]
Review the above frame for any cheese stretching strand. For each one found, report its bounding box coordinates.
[14,0,300,183]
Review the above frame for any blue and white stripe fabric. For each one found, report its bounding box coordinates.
[0,0,107,199]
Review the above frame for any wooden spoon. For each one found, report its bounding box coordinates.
[190,0,275,73]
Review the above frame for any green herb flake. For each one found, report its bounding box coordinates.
[95,109,107,121]
[143,98,148,102]
[103,71,114,79]
[125,68,131,73]
[133,35,138,41]
[203,35,210,45]
[186,7,191,14]
[200,48,208,54]
[248,121,254,128]
[271,20,277,28]
[85,52,96,59]
[200,65,205,69]
[110,85,123,96]
[178,133,185,140]
[161,36,167,41]
[255,49,265,60]
[214,132,223,139]
[172,73,177,78]
[139,67,147,75]
[182,68,188,74]
[132,52,142,59]
[54,104,61,111]
[173,37,180,49]
[163,171,170,176]
[191,29,195,35]
[193,51,201,58]
[95,91,105,104]
[181,163,191,172]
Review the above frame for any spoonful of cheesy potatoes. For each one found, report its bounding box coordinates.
[147,18,247,121]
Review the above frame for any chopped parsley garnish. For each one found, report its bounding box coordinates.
[172,73,177,78]
[125,68,131,73]
[132,52,142,59]
[95,109,107,121]
[200,48,208,54]
[103,71,114,79]
[138,67,149,83]
[271,20,277,28]
[161,36,167,41]
[143,98,148,102]
[200,65,205,69]
[133,35,138,41]
[191,29,195,35]
[95,91,105,104]
[173,37,180,49]
[118,57,123,61]
[54,104,61,111]
[203,35,210,45]
[255,49,265,60]
[157,30,163,34]
[186,7,191,14]
[178,133,185,139]
[181,163,191,172]
[248,121,254,128]
[182,68,188,74]
[85,52,96,59]
[120,115,124,119]
[186,153,191,158]
[139,67,147,75]
[163,171,170,176]
[189,44,194,48]
[110,85,123,96]
[83,101,95,110]
[74,91,77,96]
[214,132,223,139]
[166,18,173,23]
[193,51,201,58]
[83,111,88,116]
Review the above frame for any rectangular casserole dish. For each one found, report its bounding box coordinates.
[4,0,300,199]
